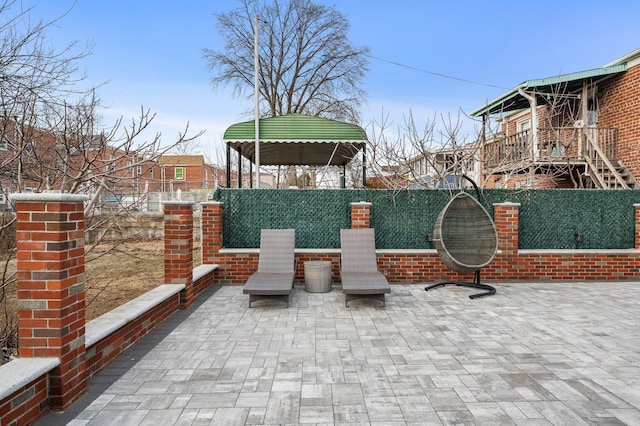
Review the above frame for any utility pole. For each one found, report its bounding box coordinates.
[254,14,260,189]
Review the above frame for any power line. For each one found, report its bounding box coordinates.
[367,54,508,90]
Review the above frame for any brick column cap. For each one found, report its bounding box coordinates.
[494,202,521,207]
[350,201,371,206]
[201,201,223,206]
[162,200,196,206]
[9,192,90,202]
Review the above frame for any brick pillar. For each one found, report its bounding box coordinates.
[493,202,520,256]
[163,201,194,308]
[350,202,371,229]
[635,204,640,249]
[201,201,223,263]
[11,192,89,411]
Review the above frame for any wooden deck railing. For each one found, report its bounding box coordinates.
[483,127,618,169]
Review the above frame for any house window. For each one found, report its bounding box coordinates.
[149,168,154,179]
[517,118,531,133]
[0,134,7,151]
[175,167,184,180]
[136,165,142,176]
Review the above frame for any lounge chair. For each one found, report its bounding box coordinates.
[243,229,296,307]
[340,228,390,307]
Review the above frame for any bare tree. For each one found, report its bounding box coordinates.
[204,0,370,123]
[170,138,202,156]
[0,1,203,361]
[366,109,480,191]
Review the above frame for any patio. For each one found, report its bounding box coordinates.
[36,281,640,425]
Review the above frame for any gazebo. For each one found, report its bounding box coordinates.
[223,114,368,188]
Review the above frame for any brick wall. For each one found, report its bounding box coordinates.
[1,194,216,426]
[164,201,194,308]
[598,65,640,183]
[350,201,371,229]
[13,194,89,411]
[208,201,640,284]
[85,294,181,378]
[0,375,49,426]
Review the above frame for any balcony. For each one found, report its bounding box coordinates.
[483,127,618,170]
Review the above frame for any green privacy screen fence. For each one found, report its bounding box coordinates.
[213,188,640,250]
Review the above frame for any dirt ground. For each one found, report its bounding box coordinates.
[2,239,202,325]
[2,239,204,362]
[84,240,201,320]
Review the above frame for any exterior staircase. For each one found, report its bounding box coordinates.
[583,130,638,189]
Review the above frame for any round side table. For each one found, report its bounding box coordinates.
[304,261,332,293]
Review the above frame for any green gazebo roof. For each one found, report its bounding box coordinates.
[224,114,367,166]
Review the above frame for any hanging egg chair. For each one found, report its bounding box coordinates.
[426,176,498,299]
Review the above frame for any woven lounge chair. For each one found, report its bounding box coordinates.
[340,228,390,307]
[243,229,296,307]
[426,175,498,299]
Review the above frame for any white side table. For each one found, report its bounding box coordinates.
[304,261,332,293]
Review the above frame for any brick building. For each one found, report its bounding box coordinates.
[156,155,225,193]
[0,120,227,209]
[471,47,640,189]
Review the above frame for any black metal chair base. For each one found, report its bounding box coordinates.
[425,271,495,299]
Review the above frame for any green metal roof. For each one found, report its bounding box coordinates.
[224,114,368,166]
[471,63,627,117]
[224,113,367,141]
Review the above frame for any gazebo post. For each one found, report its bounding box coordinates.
[362,145,367,188]
[236,147,242,189]
[341,163,346,188]
[249,159,253,188]
[226,142,231,188]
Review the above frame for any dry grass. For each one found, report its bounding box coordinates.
[0,240,200,365]
[1,239,202,357]
[84,240,165,321]
[84,240,201,320]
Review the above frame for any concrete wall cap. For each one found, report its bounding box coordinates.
[161,200,196,206]
[9,192,90,202]
[0,357,60,401]
[493,202,521,206]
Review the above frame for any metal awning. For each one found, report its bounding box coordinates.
[471,64,627,117]
[223,113,369,187]
[226,140,365,166]
[224,114,367,166]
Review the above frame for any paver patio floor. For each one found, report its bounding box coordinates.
[36,281,640,425]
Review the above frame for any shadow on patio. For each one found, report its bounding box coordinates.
[36,281,640,425]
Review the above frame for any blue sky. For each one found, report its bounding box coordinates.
[28,1,640,157]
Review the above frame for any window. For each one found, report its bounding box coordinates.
[136,165,142,176]
[0,134,7,151]
[517,118,531,133]
[174,167,184,180]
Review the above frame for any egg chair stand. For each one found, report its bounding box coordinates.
[425,270,496,299]
[425,175,497,299]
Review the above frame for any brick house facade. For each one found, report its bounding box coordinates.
[156,155,225,193]
[472,47,640,189]
[0,122,227,208]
